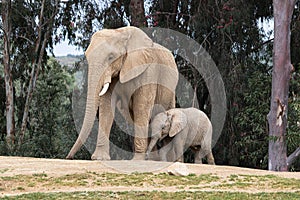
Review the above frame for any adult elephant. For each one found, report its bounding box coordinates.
[66,26,178,160]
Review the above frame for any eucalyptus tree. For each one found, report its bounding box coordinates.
[1,0,76,151]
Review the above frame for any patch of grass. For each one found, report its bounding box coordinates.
[148,172,220,187]
[1,191,300,200]
[32,173,47,177]
[214,174,300,190]
[93,172,220,188]
[14,187,25,191]
[94,172,150,187]
[228,174,239,181]
[1,176,17,181]
[43,174,93,187]
[62,173,93,180]
[27,183,35,187]
[1,172,220,193]
[1,172,299,195]
[0,169,9,174]
[243,174,300,189]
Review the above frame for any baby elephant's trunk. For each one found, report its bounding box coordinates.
[145,137,159,159]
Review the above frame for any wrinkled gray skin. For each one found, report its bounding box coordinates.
[66,26,178,160]
[146,108,215,164]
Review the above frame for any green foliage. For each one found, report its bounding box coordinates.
[287,67,300,171]
[234,70,271,169]
[14,58,88,159]
[291,2,300,66]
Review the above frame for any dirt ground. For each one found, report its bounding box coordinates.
[0,156,299,197]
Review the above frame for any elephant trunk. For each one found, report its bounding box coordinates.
[66,72,100,159]
[146,137,159,156]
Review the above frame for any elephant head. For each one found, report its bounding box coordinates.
[146,110,188,156]
[66,27,155,159]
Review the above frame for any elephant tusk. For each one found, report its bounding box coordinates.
[99,83,110,96]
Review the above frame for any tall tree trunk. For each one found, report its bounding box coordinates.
[267,0,295,171]
[18,0,58,147]
[129,0,146,27]
[2,0,15,146]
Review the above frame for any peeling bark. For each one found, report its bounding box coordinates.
[267,0,296,171]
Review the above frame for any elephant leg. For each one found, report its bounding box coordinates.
[194,150,203,164]
[132,85,156,160]
[160,140,173,161]
[206,152,215,165]
[173,136,185,163]
[199,137,215,165]
[197,148,215,165]
[176,155,184,163]
[163,138,176,162]
[159,148,168,162]
[91,89,115,160]
[157,86,176,110]
[132,127,148,160]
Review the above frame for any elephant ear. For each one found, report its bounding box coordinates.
[119,27,154,83]
[167,109,188,137]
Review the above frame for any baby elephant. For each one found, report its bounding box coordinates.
[146,107,215,164]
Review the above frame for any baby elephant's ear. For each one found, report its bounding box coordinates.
[167,109,188,137]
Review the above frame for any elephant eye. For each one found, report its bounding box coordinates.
[162,124,169,131]
[108,53,115,61]
[162,120,171,130]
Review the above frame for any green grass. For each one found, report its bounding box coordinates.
[0,169,9,174]
[90,172,220,187]
[1,172,299,190]
[213,174,300,190]
[1,172,299,199]
[1,191,300,200]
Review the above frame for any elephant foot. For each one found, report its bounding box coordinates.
[146,151,161,161]
[207,153,215,165]
[66,154,74,160]
[175,155,184,163]
[161,157,168,162]
[132,153,146,160]
[207,159,215,165]
[150,152,161,161]
[91,151,111,160]
[194,159,202,164]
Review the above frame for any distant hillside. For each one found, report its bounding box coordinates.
[55,54,83,68]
